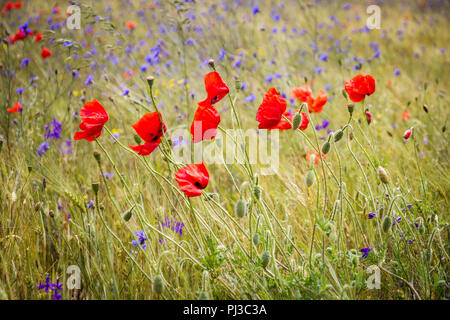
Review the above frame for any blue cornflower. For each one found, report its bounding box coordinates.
[245,94,256,102]
[86,200,95,209]
[37,277,52,292]
[394,69,401,76]
[132,231,148,249]
[21,58,30,67]
[319,53,328,61]
[360,246,374,259]
[103,172,114,179]
[392,217,402,226]
[37,142,49,157]
[368,212,376,219]
[44,118,62,140]
[16,88,24,94]
[252,5,260,15]
[85,75,94,86]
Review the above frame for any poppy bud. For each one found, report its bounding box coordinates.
[347,103,354,116]
[382,216,392,233]
[261,251,270,268]
[34,202,42,212]
[334,129,344,142]
[235,199,247,218]
[134,134,142,145]
[153,275,163,295]
[49,210,55,218]
[253,185,261,200]
[208,59,215,70]
[377,166,389,184]
[321,141,331,154]
[292,112,302,130]
[27,165,32,173]
[199,291,209,300]
[122,207,133,221]
[365,109,372,125]
[403,128,412,140]
[99,203,105,211]
[423,104,428,113]
[146,76,154,88]
[305,170,315,187]
[252,233,260,245]
[92,182,99,194]
[93,150,101,163]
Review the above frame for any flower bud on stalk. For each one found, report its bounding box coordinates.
[208,59,215,70]
[305,170,315,187]
[253,185,261,200]
[235,199,247,218]
[253,233,260,245]
[334,129,344,142]
[403,128,412,140]
[153,275,163,295]
[122,206,134,222]
[382,216,392,233]
[377,166,389,184]
[321,141,331,154]
[423,104,429,113]
[146,76,154,88]
[292,112,302,130]
[261,251,270,268]
[365,109,372,125]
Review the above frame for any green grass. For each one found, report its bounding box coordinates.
[0,0,448,300]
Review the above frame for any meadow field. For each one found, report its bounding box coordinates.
[0,0,448,300]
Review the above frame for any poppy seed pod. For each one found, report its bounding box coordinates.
[235,199,247,218]
[334,129,344,142]
[377,166,389,184]
[292,112,302,130]
[305,170,315,187]
[235,78,242,90]
[153,275,163,295]
[382,216,392,233]
[208,59,215,70]
[146,76,154,88]
[92,182,99,194]
[347,103,354,116]
[93,150,101,163]
[49,210,55,218]
[322,141,331,154]
[423,104,429,113]
[261,251,270,268]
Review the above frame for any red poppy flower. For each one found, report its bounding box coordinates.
[41,47,52,59]
[7,102,22,113]
[13,29,27,42]
[73,99,109,141]
[256,88,287,129]
[403,128,412,140]
[35,32,42,42]
[344,74,375,102]
[2,2,13,13]
[270,111,309,130]
[401,109,411,120]
[13,2,22,8]
[198,72,229,107]
[190,103,220,143]
[125,21,136,30]
[174,162,209,197]
[306,89,328,113]
[290,85,312,102]
[306,150,326,166]
[129,112,166,155]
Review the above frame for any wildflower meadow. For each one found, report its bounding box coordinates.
[0,0,448,303]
